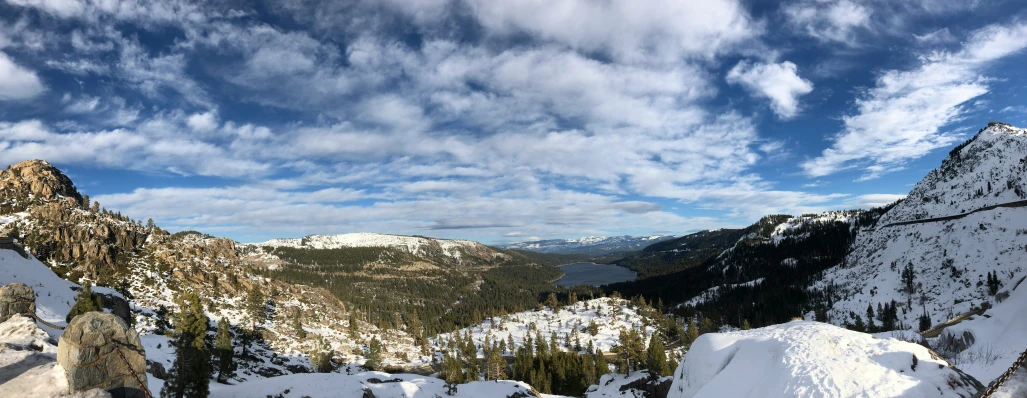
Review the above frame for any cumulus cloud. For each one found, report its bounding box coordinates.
[802,21,1027,180]
[0,52,45,100]
[727,60,814,119]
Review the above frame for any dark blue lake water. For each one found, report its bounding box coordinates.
[553,262,637,287]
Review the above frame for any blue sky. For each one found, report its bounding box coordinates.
[1,0,1026,244]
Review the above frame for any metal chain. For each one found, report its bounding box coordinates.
[113,344,153,398]
[978,347,1027,398]
[28,312,65,330]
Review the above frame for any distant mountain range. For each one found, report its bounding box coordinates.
[500,235,676,255]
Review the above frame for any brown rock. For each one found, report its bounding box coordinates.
[57,312,148,398]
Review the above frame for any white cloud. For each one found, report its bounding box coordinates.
[802,22,1027,179]
[461,0,760,61]
[783,0,871,46]
[186,111,219,133]
[849,193,906,208]
[727,60,814,119]
[0,51,45,100]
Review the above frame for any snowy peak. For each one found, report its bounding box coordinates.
[881,122,1027,225]
[247,232,484,259]
[503,235,675,255]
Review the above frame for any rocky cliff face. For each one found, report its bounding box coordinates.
[0,160,82,204]
[0,160,149,282]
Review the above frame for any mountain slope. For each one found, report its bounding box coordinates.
[614,228,746,279]
[502,235,675,255]
[820,122,1027,331]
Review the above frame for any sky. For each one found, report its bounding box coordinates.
[1,0,1026,244]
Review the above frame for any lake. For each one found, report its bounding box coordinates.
[553,262,637,287]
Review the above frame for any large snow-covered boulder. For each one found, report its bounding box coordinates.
[0,314,111,397]
[668,321,981,398]
[57,312,147,398]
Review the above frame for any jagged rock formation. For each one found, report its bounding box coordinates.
[0,160,149,282]
[0,282,35,322]
[57,312,147,398]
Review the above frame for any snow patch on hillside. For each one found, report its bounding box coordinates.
[433,298,657,356]
[668,321,980,398]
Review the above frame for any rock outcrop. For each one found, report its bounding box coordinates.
[0,282,36,323]
[57,312,147,398]
[0,160,82,203]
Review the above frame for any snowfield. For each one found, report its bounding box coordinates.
[668,321,981,398]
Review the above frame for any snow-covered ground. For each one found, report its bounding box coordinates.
[210,371,555,398]
[584,371,670,398]
[0,249,120,336]
[246,232,482,259]
[933,277,1027,384]
[432,297,658,355]
[668,321,981,398]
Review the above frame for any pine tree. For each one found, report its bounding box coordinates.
[348,310,360,339]
[683,317,699,349]
[310,336,334,373]
[365,336,384,371]
[155,305,172,335]
[161,292,211,398]
[214,318,236,384]
[901,262,916,307]
[740,319,751,330]
[545,292,559,309]
[644,334,668,376]
[66,284,103,323]
[594,349,609,377]
[245,289,266,330]
[866,304,876,332]
[486,347,505,380]
[292,317,306,338]
[918,307,932,332]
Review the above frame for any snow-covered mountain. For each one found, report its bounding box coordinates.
[503,235,675,255]
[246,233,485,259]
[820,122,1027,331]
